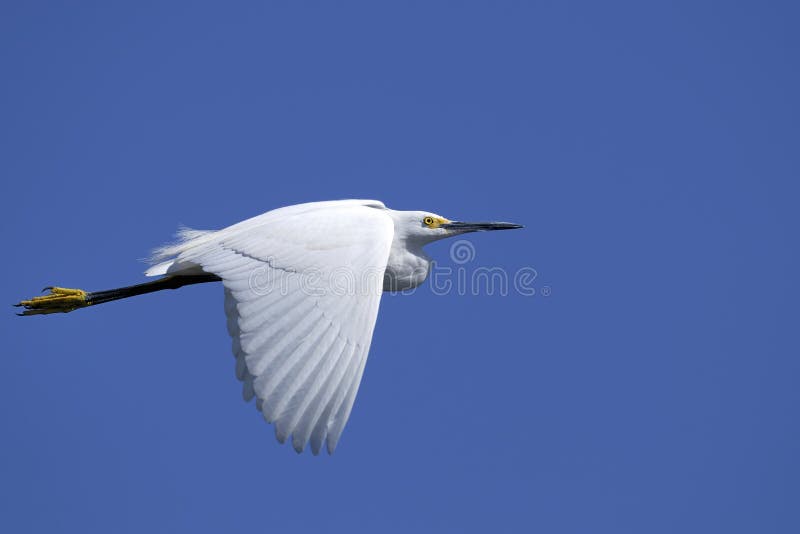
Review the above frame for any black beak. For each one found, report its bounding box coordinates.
[440,221,524,232]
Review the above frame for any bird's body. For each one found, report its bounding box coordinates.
[149,201,444,292]
[17,199,521,454]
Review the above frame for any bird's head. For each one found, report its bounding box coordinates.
[392,210,523,245]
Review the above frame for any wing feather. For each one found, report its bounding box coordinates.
[159,201,392,454]
[257,316,331,412]
[289,332,349,452]
[309,344,363,455]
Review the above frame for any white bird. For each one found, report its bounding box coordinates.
[16,199,522,454]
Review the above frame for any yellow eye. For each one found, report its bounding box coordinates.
[423,216,435,226]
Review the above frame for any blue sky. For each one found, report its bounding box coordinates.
[1,2,798,532]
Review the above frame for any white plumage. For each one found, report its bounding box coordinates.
[147,200,393,454]
[139,199,521,454]
[15,199,520,453]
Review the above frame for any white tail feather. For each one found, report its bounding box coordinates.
[145,226,215,277]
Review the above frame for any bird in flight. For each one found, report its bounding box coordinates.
[15,199,522,454]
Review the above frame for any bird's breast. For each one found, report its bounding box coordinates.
[382,247,431,292]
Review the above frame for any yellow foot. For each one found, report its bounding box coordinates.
[15,287,90,316]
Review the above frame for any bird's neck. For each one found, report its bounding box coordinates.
[383,238,431,292]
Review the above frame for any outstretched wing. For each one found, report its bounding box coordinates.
[152,201,393,454]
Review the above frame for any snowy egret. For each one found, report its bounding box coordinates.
[16,199,522,454]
